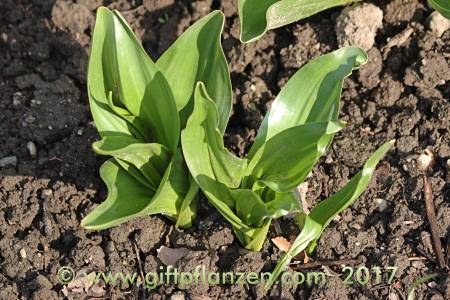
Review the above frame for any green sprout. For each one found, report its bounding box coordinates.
[238,0,361,43]
[181,47,394,288]
[81,8,232,230]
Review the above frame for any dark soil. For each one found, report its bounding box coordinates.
[1,0,449,299]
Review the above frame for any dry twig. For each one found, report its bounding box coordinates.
[423,175,447,269]
[133,243,146,298]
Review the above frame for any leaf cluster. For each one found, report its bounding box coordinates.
[84,8,394,290]
[82,8,231,230]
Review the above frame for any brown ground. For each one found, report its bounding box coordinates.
[0,0,449,299]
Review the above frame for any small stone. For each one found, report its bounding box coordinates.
[350,223,362,230]
[417,152,433,171]
[335,3,383,50]
[76,128,83,136]
[430,293,444,300]
[12,92,23,106]
[26,141,37,158]
[42,189,53,197]
[429,11,450,37]
[20,248,27,259]
[447,159,450,169]
[25,115,36,123]
[170,292,186,300]
[0,156,17,167]
[375,198,388,212]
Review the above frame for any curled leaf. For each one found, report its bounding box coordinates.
[239,0,361,42]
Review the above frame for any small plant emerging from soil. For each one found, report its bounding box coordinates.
[238,0,360,42]
[82,8,233,230]
[83,6,395,293]
[181,48,394,288]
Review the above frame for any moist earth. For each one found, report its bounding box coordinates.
[0,0,449,299]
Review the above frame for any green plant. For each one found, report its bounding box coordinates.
[81,8,232,230]
[429,0,450,19]
[181,47,394,288]
[407,273,438,300]
[238,0,361,42]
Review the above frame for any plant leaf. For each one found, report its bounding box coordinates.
[308,140,395,236]
[239,0,360,42]
[266,191,301,218]
[138,71,180,151]
[157,11,232,133]
[248,47,367,158]
[181,82,247,188]
[245,120,345,192]
[195,175,252,230]
[105,91,148,141]
[142,149,194,223]
[265,140,395,290]
[429,0,450,19]
[92,136,170,191]
[181,82,257,244]
[407,273,439,300]
[241,219,272,251]
[81,158,156,230]
[233,189,269,227]
[88,8,138,138]
[111,10,179,150]
[89,8,179,149]
[82,149,197,230]
[175,179,199,228]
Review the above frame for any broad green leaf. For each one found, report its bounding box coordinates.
[240,219,272,251]
[239,0,360,42]
[195,175,252,230]
[88,8,137,138]
[265,191,301,218]
[175,179,199,228]
[233,189,269,227]
[111,10,179,150]
[429,0,450,19]
[181,174,268,251]
[105,91,148,141]
[238,0,278,43]
[89,8,179,149]
[245,120,345,192]
[265,140,394,290]
[181,82,247,188]
[142,149,194,222]
[248,47,367,158]
[82,150,197,230]
[92,136,170,190]
[114,158,156,191]
[81,159,155,230]
[138,71,180,151]
[157,11,232,133]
